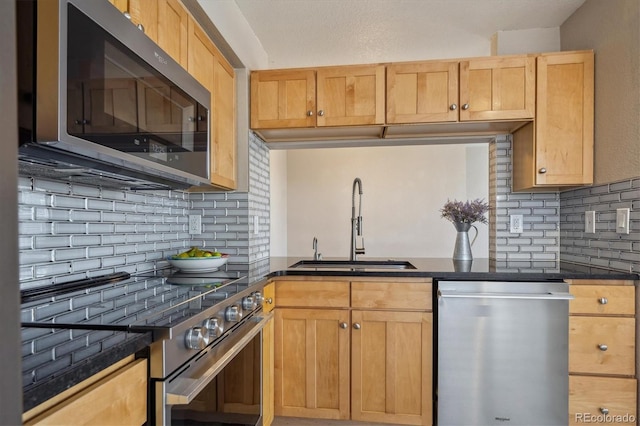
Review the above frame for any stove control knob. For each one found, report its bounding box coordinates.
[225,305,243,322]
[185,327,209,350]
[242,295,257,311]
[203,317,224,339]
[253,291,264,305]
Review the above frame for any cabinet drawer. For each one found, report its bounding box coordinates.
[275,281,350,308]
[570,285,634,316]
[351,281,432,311]
[569,375,637,426]
[569,317,635,376]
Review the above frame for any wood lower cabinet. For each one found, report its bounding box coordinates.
[567,279,637,425]
[273,278,433,425]
[274,307,351,420]
[513,51,594,191]
[263,282,275,426]
[351,310,432,425]
[23,357,147,426]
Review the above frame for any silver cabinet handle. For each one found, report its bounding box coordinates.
[450,104,457,111]
[307,110,314,116]
[266,297,273,304]
[353,323,361,330]
[598,344,608,351]
[600,408,609,415]
[339,322,348,329]
[539,168,547,174]
[598,297,608,305]
[137,23,145,33]
[461,103,469,110]
[318,110,325,117]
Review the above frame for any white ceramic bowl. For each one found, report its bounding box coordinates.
[167,254,229,272]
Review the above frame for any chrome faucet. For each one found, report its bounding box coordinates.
[312,237,322,260]
[350,178,365,261]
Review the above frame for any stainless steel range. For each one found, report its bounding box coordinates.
[21,269,270,425]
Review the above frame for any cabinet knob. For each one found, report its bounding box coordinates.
[597,344,608,351]
[266,297,273,304]
[307,110,314,117]
[318,110,325,117]
[339,322,348,329]
[353,323,361,330]
[123,11,132,20]
[598,297,608,305]
[461,103,470,110]
[538,168,547,174]
[600,408,609,415]
[137,23,145,33]
[449,104,457,111]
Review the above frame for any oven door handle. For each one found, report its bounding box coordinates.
[165,312,273,406]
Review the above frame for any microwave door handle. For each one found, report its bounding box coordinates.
[165,312,272,405]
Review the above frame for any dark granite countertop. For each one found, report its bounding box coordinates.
[267,257,639,281]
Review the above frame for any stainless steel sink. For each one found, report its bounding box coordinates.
[289,260,417,270]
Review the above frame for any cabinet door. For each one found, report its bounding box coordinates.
[387,61,458,124]
[274,308,350,420]
[157,0,188,68]
[351,310,432,425]
[459,56,535,121]
[316,65,385,126]
[210,53,236,189]
[250,70,316,129]
[534,51,594,186]
[126,0,158,42]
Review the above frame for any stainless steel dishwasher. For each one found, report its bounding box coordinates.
[436,280,573,426]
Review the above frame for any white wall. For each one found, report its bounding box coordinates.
[269,150,288,256]
[272,144,489,259]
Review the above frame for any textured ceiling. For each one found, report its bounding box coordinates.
[232,0,586,69]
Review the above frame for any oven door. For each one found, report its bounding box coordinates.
[154,313,272,426]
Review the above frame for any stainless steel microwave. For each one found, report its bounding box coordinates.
[17,0,211,189]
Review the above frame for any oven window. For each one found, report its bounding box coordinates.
[66,4,208,178]
[170,333,262,426]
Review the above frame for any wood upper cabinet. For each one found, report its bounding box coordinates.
[274,308,350,420]
[108,0,158,42]
[157,0,188,68]
[316,65,385,126]
[251,69,316,129]
[251,64,385,129]
[386,61,459,124]
[459,56,535,121]
[273,278,433,425]
[512,51,594,191]
[187,16,237,189]
[351,310,432,425]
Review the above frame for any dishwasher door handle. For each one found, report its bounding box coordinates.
[438,290,574,301]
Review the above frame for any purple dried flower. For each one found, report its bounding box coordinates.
[440,198,490,225]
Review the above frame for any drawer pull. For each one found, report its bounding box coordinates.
[339,322,348,329]
[598,344,608,351]
[598,297,608,305]
[600,407,609,415]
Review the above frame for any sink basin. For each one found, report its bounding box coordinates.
[289,260,417,270]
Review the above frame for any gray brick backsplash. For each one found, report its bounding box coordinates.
[560,178,640,273]
[19,132,271,289]
[489,135,560,272]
